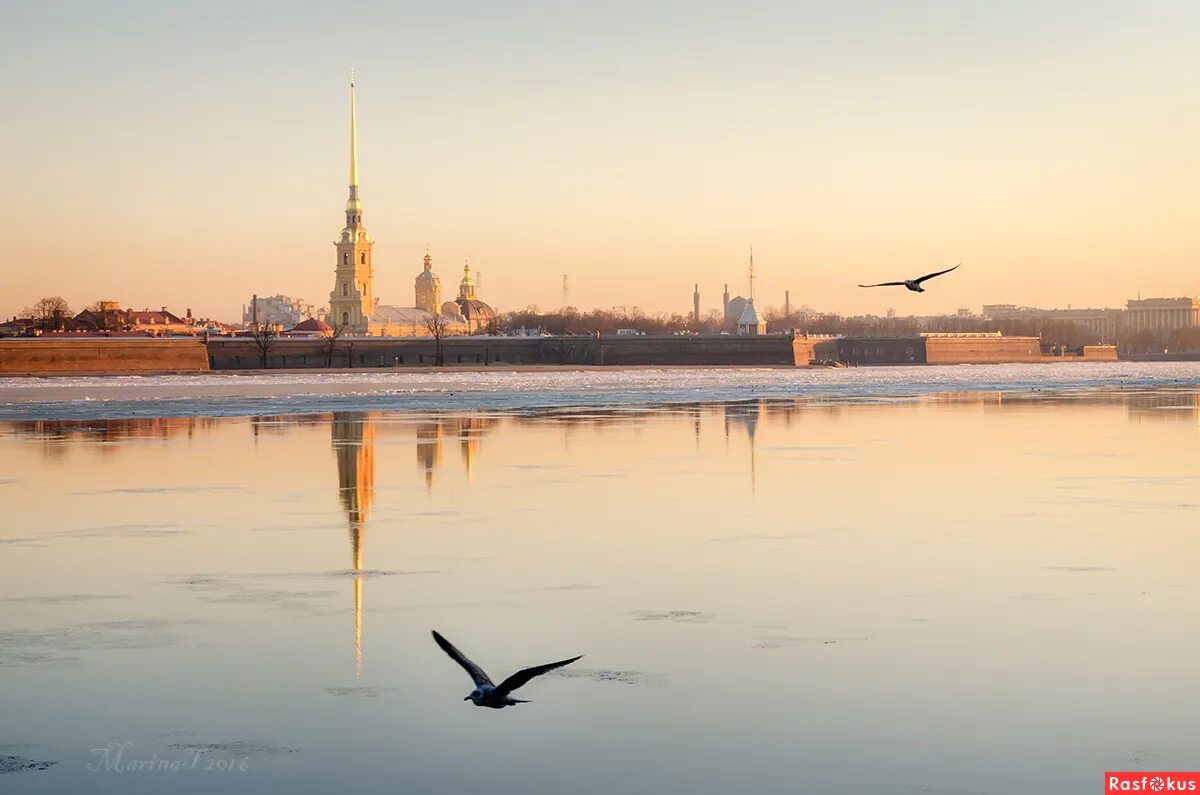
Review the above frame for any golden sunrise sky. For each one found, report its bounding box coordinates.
[1,1,1197,322]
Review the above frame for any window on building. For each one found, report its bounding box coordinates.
[360,252,366,265]
[343,252,348,265]
[342,312,349,325]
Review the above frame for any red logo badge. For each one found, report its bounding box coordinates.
[1106,773,1200,792]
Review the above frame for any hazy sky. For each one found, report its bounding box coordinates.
[2,1,1197,321]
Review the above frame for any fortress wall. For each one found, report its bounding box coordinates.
[596,335,810,366]
[1081,345,1119,361]
[206,337,554,369]
[206,334,816,369]
[0,338,210,375]
[923,336,1042,364]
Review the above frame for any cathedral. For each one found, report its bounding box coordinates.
[329,77,495,336]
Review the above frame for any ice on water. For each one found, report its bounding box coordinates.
[2,362,1199,420]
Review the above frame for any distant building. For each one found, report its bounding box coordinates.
[733,248,766,335]
[445,261,496,332]
[724,295,748,326]
[414,251,441,313]
[286,317,334,337]
[736,300,766,335]
[70,304,193,335]
[1125,297,1200,335]
[243,294,318,327]
[982,303,1124,342]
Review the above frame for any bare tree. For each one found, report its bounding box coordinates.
[24,296,71,319]
[249,322,279,368]
[423,312,451,366]
[321,321,347,367]
[20,296,72,330]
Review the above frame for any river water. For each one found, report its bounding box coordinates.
[2,369,1199,793]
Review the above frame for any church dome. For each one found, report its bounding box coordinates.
[455,297,496,327]
[416,252,440,284]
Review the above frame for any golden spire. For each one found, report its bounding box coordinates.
[349,70,359,189]
[345,72,363,228]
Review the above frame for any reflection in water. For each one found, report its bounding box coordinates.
[332,413,374,676]
[724,399,763,492]
[1125,391,1200,426]
[3,385,1200,793]
[329,412,500,673]
[5,417,220,462]
[5,388,1196,468]
[415,419,442,490]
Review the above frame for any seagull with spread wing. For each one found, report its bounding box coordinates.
[858,263,961,292]
[431,630,582,708]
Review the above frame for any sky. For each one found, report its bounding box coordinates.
[1,0,1197,322]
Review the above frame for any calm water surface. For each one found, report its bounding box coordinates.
[2,388,1199,794]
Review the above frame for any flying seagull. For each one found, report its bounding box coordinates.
[858,263,961,292]
[431,630,582,708]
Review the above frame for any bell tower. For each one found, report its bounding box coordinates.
[330,73,375,333]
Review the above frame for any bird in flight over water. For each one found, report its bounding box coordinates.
[431,630,582,708]
[858,263,961,292]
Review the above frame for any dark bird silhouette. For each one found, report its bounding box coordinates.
[858,263,961,292]
[431,630,582,708]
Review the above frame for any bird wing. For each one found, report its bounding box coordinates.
[913,263,961,284]
[431,630,493,687]
[857,281,906,288]
[495,655,583,696]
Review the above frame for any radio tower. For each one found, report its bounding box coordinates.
[748,247,755,302]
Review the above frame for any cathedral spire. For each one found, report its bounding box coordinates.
[345,72,363,228]
[349,70,359,190]
[331,71,374,333]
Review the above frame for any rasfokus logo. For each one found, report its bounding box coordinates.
[1106,772,1200,792]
